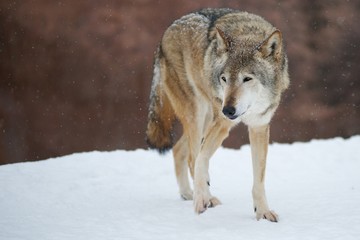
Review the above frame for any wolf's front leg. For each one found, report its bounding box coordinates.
[193,123,230,214]
[249,125,278,222]
[193,152,221,214]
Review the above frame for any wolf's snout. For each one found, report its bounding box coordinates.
[222,106,237,120]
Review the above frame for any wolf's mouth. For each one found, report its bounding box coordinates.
[235,105,250,119]
[223,105,250,120]
[227,115,238,120]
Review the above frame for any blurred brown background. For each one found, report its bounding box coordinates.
[0,0,359,164]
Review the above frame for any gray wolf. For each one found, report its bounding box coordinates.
[146,8,289,222]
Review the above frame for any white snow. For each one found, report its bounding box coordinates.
[1,136,360,240]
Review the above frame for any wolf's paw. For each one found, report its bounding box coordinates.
[208,196,221,208]
[180,190,193,201]
[194,193,221,214]
[255,208,279,222]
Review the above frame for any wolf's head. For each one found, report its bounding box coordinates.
[215,27,289,125]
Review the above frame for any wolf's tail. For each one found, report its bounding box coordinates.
[146,46,175,154]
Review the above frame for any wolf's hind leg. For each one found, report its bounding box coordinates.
[173,135,193,200]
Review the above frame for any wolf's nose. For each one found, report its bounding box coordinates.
[222,106,237,119]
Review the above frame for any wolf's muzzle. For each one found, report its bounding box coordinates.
[222,106,238,120]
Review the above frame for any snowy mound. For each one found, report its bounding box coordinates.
[1,136,360,240]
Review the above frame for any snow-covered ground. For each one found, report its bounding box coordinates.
[1,136,360,240]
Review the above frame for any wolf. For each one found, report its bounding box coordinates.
[146,8,289,222]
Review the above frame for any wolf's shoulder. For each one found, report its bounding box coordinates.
[168,8,237,29]
[195,8,238,21]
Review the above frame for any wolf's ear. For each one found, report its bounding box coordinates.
[216,27,233,51]
[257,30,282,60]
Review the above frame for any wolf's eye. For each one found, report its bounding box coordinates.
[243,77,253,83]
[221,76,227,83]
